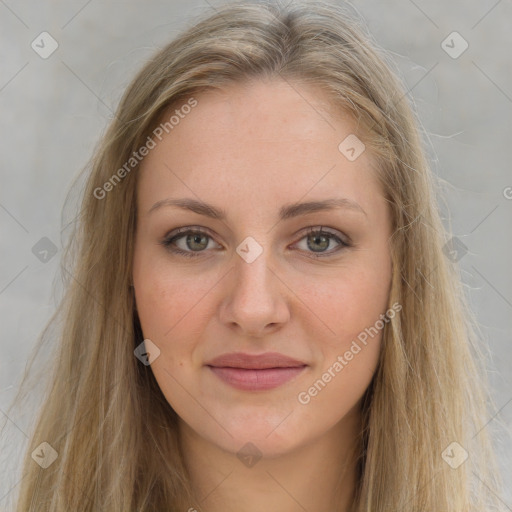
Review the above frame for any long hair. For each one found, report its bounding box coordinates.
[8,1,506,510]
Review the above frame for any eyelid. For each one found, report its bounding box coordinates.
[164,225,217,241]
[300,226,351,245]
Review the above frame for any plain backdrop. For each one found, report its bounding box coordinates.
[1,0,511,508]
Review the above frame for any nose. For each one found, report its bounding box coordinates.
[218,246,290,337]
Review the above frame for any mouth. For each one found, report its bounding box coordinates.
[205,352,308,391]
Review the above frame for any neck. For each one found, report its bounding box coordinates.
[179,408,361,512]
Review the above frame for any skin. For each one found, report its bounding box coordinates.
[132,78,393,512]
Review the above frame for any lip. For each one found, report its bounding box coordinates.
[206,352,307,369]
[205,352,308,391]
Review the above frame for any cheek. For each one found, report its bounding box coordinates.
[132,252,220,359]
[293,254,391,402]
[134,275,197,343]
[299,261,391,342]
[133,267,208,407]
[293,271,388,430]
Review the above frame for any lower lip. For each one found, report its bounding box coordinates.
[207,365,307,391]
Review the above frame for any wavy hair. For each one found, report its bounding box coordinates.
[8,1,506,510]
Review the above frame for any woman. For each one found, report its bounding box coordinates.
[10,1,506,510]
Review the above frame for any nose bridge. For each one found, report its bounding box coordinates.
[220,235,289,333]
[232,237,276,302]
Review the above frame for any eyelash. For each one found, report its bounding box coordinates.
[160,226,351,259]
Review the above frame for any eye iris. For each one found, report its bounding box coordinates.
[187,233,208,251]
[308,233,330,252]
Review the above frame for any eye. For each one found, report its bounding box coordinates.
[161,225,351,259]
[292,227,351,258]
[161,227,221,258]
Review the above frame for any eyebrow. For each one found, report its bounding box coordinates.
[148,197,367,219]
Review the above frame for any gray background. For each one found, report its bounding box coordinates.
[1,0,511,508]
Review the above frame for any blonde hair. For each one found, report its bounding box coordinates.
[7,1,507,510]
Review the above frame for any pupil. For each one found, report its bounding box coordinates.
[188,234,207,250]
[309,234,328,252]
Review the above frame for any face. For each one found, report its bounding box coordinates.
[132,78,393,458]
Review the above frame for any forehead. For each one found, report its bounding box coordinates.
[137,78,382,218]
[161,79,350,156]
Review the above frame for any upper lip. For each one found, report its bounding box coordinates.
[205,352,307,370]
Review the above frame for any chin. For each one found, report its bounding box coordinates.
[182,409,306,460]
[219,429,302,460]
